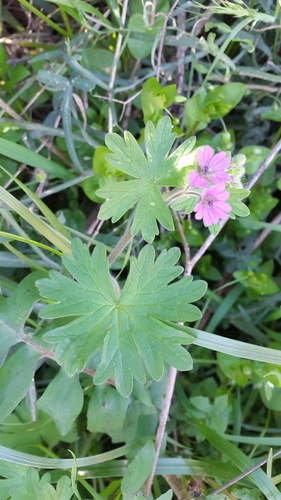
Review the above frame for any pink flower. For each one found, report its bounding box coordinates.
[188,145,231,188]
[194,183,231,226]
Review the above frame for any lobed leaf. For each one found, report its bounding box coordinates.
[36,239,207,397]
[97,116,196,242]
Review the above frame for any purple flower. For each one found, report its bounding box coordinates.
[194,183,231,226]
[188,145,231,188]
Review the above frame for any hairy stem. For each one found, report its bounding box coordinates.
[23,338,115,385]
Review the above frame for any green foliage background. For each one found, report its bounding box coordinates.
[0,0,280,498]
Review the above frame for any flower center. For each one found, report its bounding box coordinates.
[203,195,214,206]
[201,164,209,175]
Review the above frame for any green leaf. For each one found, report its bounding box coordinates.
[171,195,198,214]
[157,136,196,187]
[45,0,111,26]
[260,385,281,412]
[261,106,281,122]
[128,15,163,59]
[104,131,149,179]
[37,70,68,89]
[0,406,77,453]
[141,77,177,124]
[229,200,250,217]
[130,183,174,243]
[0,273,44,358]
[239,146,270,175]
[97,117,196,242]
[156,491,173,500]
[36,370,84,436]
[227,187,250,217]
[228,188,250,201]
[87,385,130,434]
[185,84,245,124]
[204,83,245,119]
[105,397,157,443]
[208,222,221,236]
[0,139,72,180]
[0,344,40,423]
[37,239,206,396]
[121,441,155,499]
[8,468,41,500]
[233,271,279,296]
[185,90,209,124]
[42,476,73,500]
[8,469,73,500]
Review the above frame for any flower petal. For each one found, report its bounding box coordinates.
[209,172,231,185]
[214,201,232,212]
[194,202,203,219]
[188,170,208,188]
[202,206,214,226]
[209,151,229,170]
[197,145,213,168]
[207,205,220,225]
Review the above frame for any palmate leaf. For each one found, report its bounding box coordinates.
[36,239,206,397]
[97,116,196,243]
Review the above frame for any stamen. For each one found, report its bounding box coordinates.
[201,165,209,175]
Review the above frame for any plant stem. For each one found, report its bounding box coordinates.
[108,0,129,132]
[22,337,115,386]
[108,228,133,266]
[252,212,281,251]
[156,0,179,81]
[143,366,178,497]
[165,189,200,206]
[172,209,190,276]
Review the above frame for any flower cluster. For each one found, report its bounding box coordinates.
[188,145,233,227]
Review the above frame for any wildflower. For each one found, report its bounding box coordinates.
[188,145,231,188]
[194,183,231,226]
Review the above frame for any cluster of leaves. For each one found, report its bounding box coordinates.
[0,0,281,499]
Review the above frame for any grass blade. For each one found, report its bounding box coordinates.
[194,420,281,499]
[170,323,281,365]
[0,167,71,241]
[0,187,71,254]
[0,140,72,180]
